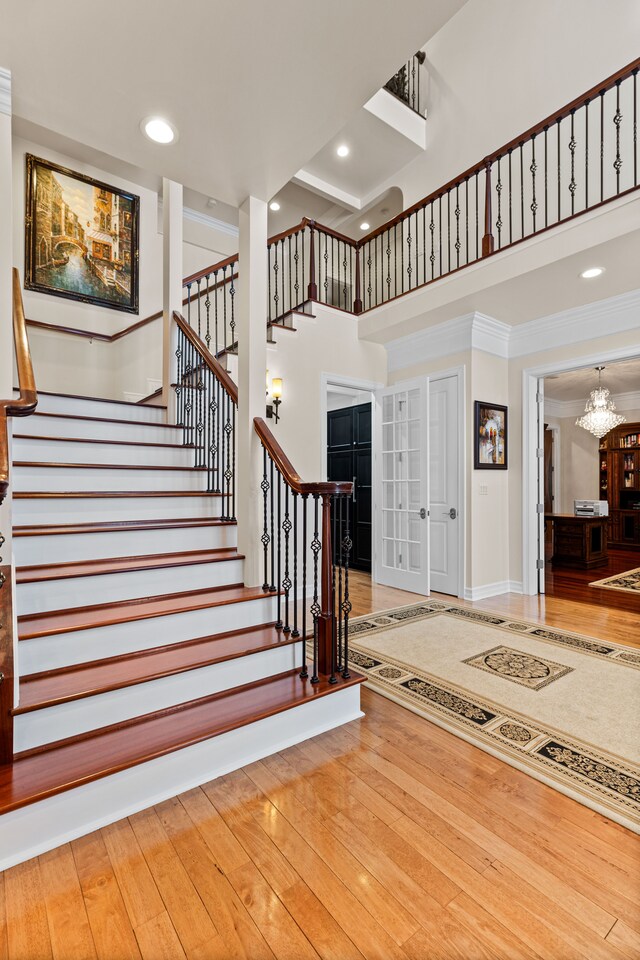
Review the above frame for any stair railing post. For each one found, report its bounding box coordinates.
[317,493,335,676]
[481,159,495,256]
[353,243,363,314]
[307,220,318,301]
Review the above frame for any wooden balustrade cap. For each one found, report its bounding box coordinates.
[173,312,238,404]
[254,417,353,496]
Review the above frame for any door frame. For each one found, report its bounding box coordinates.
[428,365,466,600]
[522,344,640,595]
[320,372,384,574]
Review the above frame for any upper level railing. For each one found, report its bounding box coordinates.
[384,51,426,116]
[178,57,639,348]
[1,269,38,764]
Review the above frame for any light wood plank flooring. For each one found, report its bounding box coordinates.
[1,574,639,959]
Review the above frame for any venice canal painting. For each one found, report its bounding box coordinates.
[25,154,139,313]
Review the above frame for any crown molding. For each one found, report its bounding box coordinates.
[0,68,11,117]
[545,389,640,421]
[387,312,510,371]
[387,288,640,371]
[158,200,239,238]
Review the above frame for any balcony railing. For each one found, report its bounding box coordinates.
[384,51,426,116]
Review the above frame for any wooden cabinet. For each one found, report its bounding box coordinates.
[600,422,640,550]
[546,514,608,568]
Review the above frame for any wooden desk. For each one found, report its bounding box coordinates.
[545,513,608,568]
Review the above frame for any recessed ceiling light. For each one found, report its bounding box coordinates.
[360,222,370,231]
[580,267,604,279]
[141,117,176,144]
[206,197,218,208]
[336,144,350,158]
[269,201,281,211]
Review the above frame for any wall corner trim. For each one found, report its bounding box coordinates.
[0,68,11,117]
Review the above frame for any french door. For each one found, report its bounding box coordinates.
[375,378,430,594]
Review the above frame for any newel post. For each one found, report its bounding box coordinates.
[307,221,318,301]
[481,159,495,257]
[317,493,335,678]
[353,245,363,314]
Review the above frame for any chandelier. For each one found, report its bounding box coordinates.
[575,367,626,439]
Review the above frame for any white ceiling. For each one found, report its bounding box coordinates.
[545,358,640,402]
[1,0,465,207]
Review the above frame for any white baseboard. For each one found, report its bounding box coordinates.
[463,580,523,601]
[0,685,362,872]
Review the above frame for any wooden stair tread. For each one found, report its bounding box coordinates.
[13,460,207,472]
[14,490,222,499]
[0,671,362,814]
[16,548,242,583]
[13,517,235,537]
[14,433,197,450]
[29,389,168,410]
[30,411,192,430]
[17,623,293,711]
[18,585,276,639]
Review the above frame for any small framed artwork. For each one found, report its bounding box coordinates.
[24,154,140,314]
[474,401,508,469]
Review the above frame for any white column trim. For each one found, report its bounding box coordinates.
[0,68,11,117]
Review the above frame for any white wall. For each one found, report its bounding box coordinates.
[12,136,233,398]
[385,0,640,211]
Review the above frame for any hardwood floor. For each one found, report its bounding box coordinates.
[1,572,639,958]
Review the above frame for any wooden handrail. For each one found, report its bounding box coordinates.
[254,417,352,496]
[173,311,238,404]
[1,270,38,502]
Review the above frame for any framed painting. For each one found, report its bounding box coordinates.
[474,401,508,469]
[24,154,139,314]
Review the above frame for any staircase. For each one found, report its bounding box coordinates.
[0,388,362,870]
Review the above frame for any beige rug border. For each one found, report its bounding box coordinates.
[589,566,640,593]
[347,601,640,834]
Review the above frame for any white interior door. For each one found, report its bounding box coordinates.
[375,378,429,594]
[429,375,460,596]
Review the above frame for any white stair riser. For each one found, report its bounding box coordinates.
[13,465,209,493]
[22,415,188,444]
[15,641,302,752]
[13,437,197,468]
[31,395,167,422]
[13,495,223,525]
[17,559,244,616]
[20,595,278,672]
[0,686,362,871]
[13,523,237,565]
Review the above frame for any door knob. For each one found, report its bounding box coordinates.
[419,507,427,519]
[443,507,457,519]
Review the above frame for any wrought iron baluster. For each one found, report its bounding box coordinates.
[386,229,391,301]
[231,401,236,521]
[267,244,272,324]
[569,110,577,215]
[496,159,503,250]
[323,233,329,305]
[186,282,192,328]
[215,377,221,493]
[530,135,537,233]
[474,173,479,260]
[544,129,548,228]
[429,201,435,279]
[341,497,352,679]
[399,221,403,296]
[288,234,292,318]
[519,142,525,237]
[614,79,623,194]
[508,149,513,243]
[447,190,451,273]
[269,458,275,591]
[337,495,343,673]
[422,205,426,284]
[300,494,308,678]
[294,231,299,310]
[280,238,285,320]
[406,216,412,291]
[214,270,220,357]
[394,224,398,298]
[367,240,372,310]
[438,195,442,277]
[557,117,562,221]
[282,483,291,633]
[222,265,228,351]
[585,100,589,209]
[634,69,638,186]
[301,227,306,306]
[454,182,461,265]
[292,492,299,638]
[261,448,270,590]
[600,90,605,202]
[310,495,321,684]
[196,279,202,338]
[276,468,282,629]
[273,242,279,320]
[465,179,469,264]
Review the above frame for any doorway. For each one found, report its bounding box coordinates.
[429,372,463,597]
[327,400,372,572]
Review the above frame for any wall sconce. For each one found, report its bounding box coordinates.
[266,377,283,424]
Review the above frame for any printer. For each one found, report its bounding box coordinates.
[574,499,609,517]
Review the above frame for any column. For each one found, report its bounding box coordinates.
[0,67,14,758]
[162,178,183,418]
[236,196,268,586]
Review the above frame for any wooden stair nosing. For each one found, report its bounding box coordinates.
[16,547,243,583]
[1,670,363,814]
[13,517,236,537]
[14,490,223,499]
[13,460,208,473]
[18,584,279,641]
[16,622,300,712]
[13,433,198,451]
[30,411,193,430]
[28,389,168,410]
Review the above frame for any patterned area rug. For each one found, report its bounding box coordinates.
[590,567,640,594]
[345,601,640,833]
